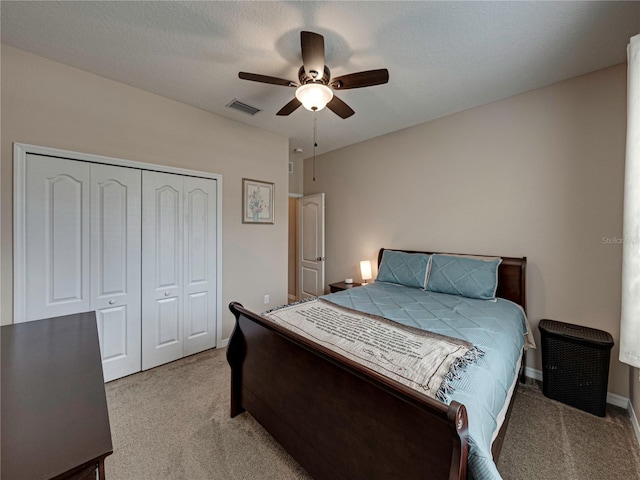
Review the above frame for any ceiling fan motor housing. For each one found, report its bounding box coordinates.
[298,65,331,86]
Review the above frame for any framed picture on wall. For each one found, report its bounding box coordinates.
[242,178,274,224]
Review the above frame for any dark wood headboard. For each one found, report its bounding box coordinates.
[377,248,527,312]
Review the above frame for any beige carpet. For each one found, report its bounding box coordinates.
[497,379,640,479]
[105,348,640,480]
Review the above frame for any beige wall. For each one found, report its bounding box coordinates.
[1,46,289,339]
[631,369,640,422]
[305,64,629,397]
[287,154,303,301]
[288,154,304,195]
[287,197,298,299]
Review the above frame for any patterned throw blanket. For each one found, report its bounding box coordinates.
[263,298,483,402]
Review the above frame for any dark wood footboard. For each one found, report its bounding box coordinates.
[227,301,469,480]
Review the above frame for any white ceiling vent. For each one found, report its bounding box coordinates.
[226,99,261,116]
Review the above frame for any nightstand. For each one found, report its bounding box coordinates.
[329,281,362,293]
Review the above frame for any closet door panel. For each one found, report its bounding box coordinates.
[156,185,181,292]
[186,292,208,338]
[91,164,141,381]
[24,155,90,321]
[156,297,180,346]
[142,171,184,370]
[183,177,217,355]
[97,306,129,360]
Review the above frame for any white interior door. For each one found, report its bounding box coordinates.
[183,176,217,356]
[298,193,325,299]
[142,171,184,370]
[91,164,142,382]
[23,155,91,321]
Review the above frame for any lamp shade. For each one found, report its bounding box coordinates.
[295,83,334,111]
[360,260,373,284]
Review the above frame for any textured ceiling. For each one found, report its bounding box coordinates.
[2,1,639,158]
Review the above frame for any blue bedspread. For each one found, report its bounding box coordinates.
[321,282,533,480]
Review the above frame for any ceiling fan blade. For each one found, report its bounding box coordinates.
[301,31,325,81]
[239,72,298,87]
[276,98,302,116]
[330,69,389,89]
[326,95,355,119]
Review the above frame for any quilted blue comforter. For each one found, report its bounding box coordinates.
[321,282,533,480]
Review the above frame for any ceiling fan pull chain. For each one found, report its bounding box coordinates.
[313,111,318,181]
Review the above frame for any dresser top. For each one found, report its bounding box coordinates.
[1,312,113,479]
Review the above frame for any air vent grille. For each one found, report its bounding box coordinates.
[226,99,261,116]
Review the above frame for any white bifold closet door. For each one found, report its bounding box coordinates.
[24,156,91,320]
[141,171,217,370]
[90,163,142,382]
[23,155,142,382]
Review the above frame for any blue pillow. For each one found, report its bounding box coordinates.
[426,254,502,300]
[376,250,431,289]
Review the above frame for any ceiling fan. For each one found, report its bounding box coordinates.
[238,31,389,119]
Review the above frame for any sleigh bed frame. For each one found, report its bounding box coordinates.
[227,248,527,480]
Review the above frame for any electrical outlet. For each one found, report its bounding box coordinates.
[264,294,270,304]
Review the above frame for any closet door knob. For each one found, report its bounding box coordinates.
[109,300,115,305]
[164,292,170,296]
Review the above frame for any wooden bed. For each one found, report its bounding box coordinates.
[227,248,527,480]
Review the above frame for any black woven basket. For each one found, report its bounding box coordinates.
[538,319,614,417]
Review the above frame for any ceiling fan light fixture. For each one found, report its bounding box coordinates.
[295,83,333,111]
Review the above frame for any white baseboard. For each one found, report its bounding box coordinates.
[607,391,630,410]
[218,338,229,348]
[630,400,640,448]
[524,366,543,382]
[523,367,629,409]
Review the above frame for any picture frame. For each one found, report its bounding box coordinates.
[242,178,274,224]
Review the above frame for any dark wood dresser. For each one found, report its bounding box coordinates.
[1,311,113,479]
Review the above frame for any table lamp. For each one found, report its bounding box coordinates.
[360,260,373,285]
